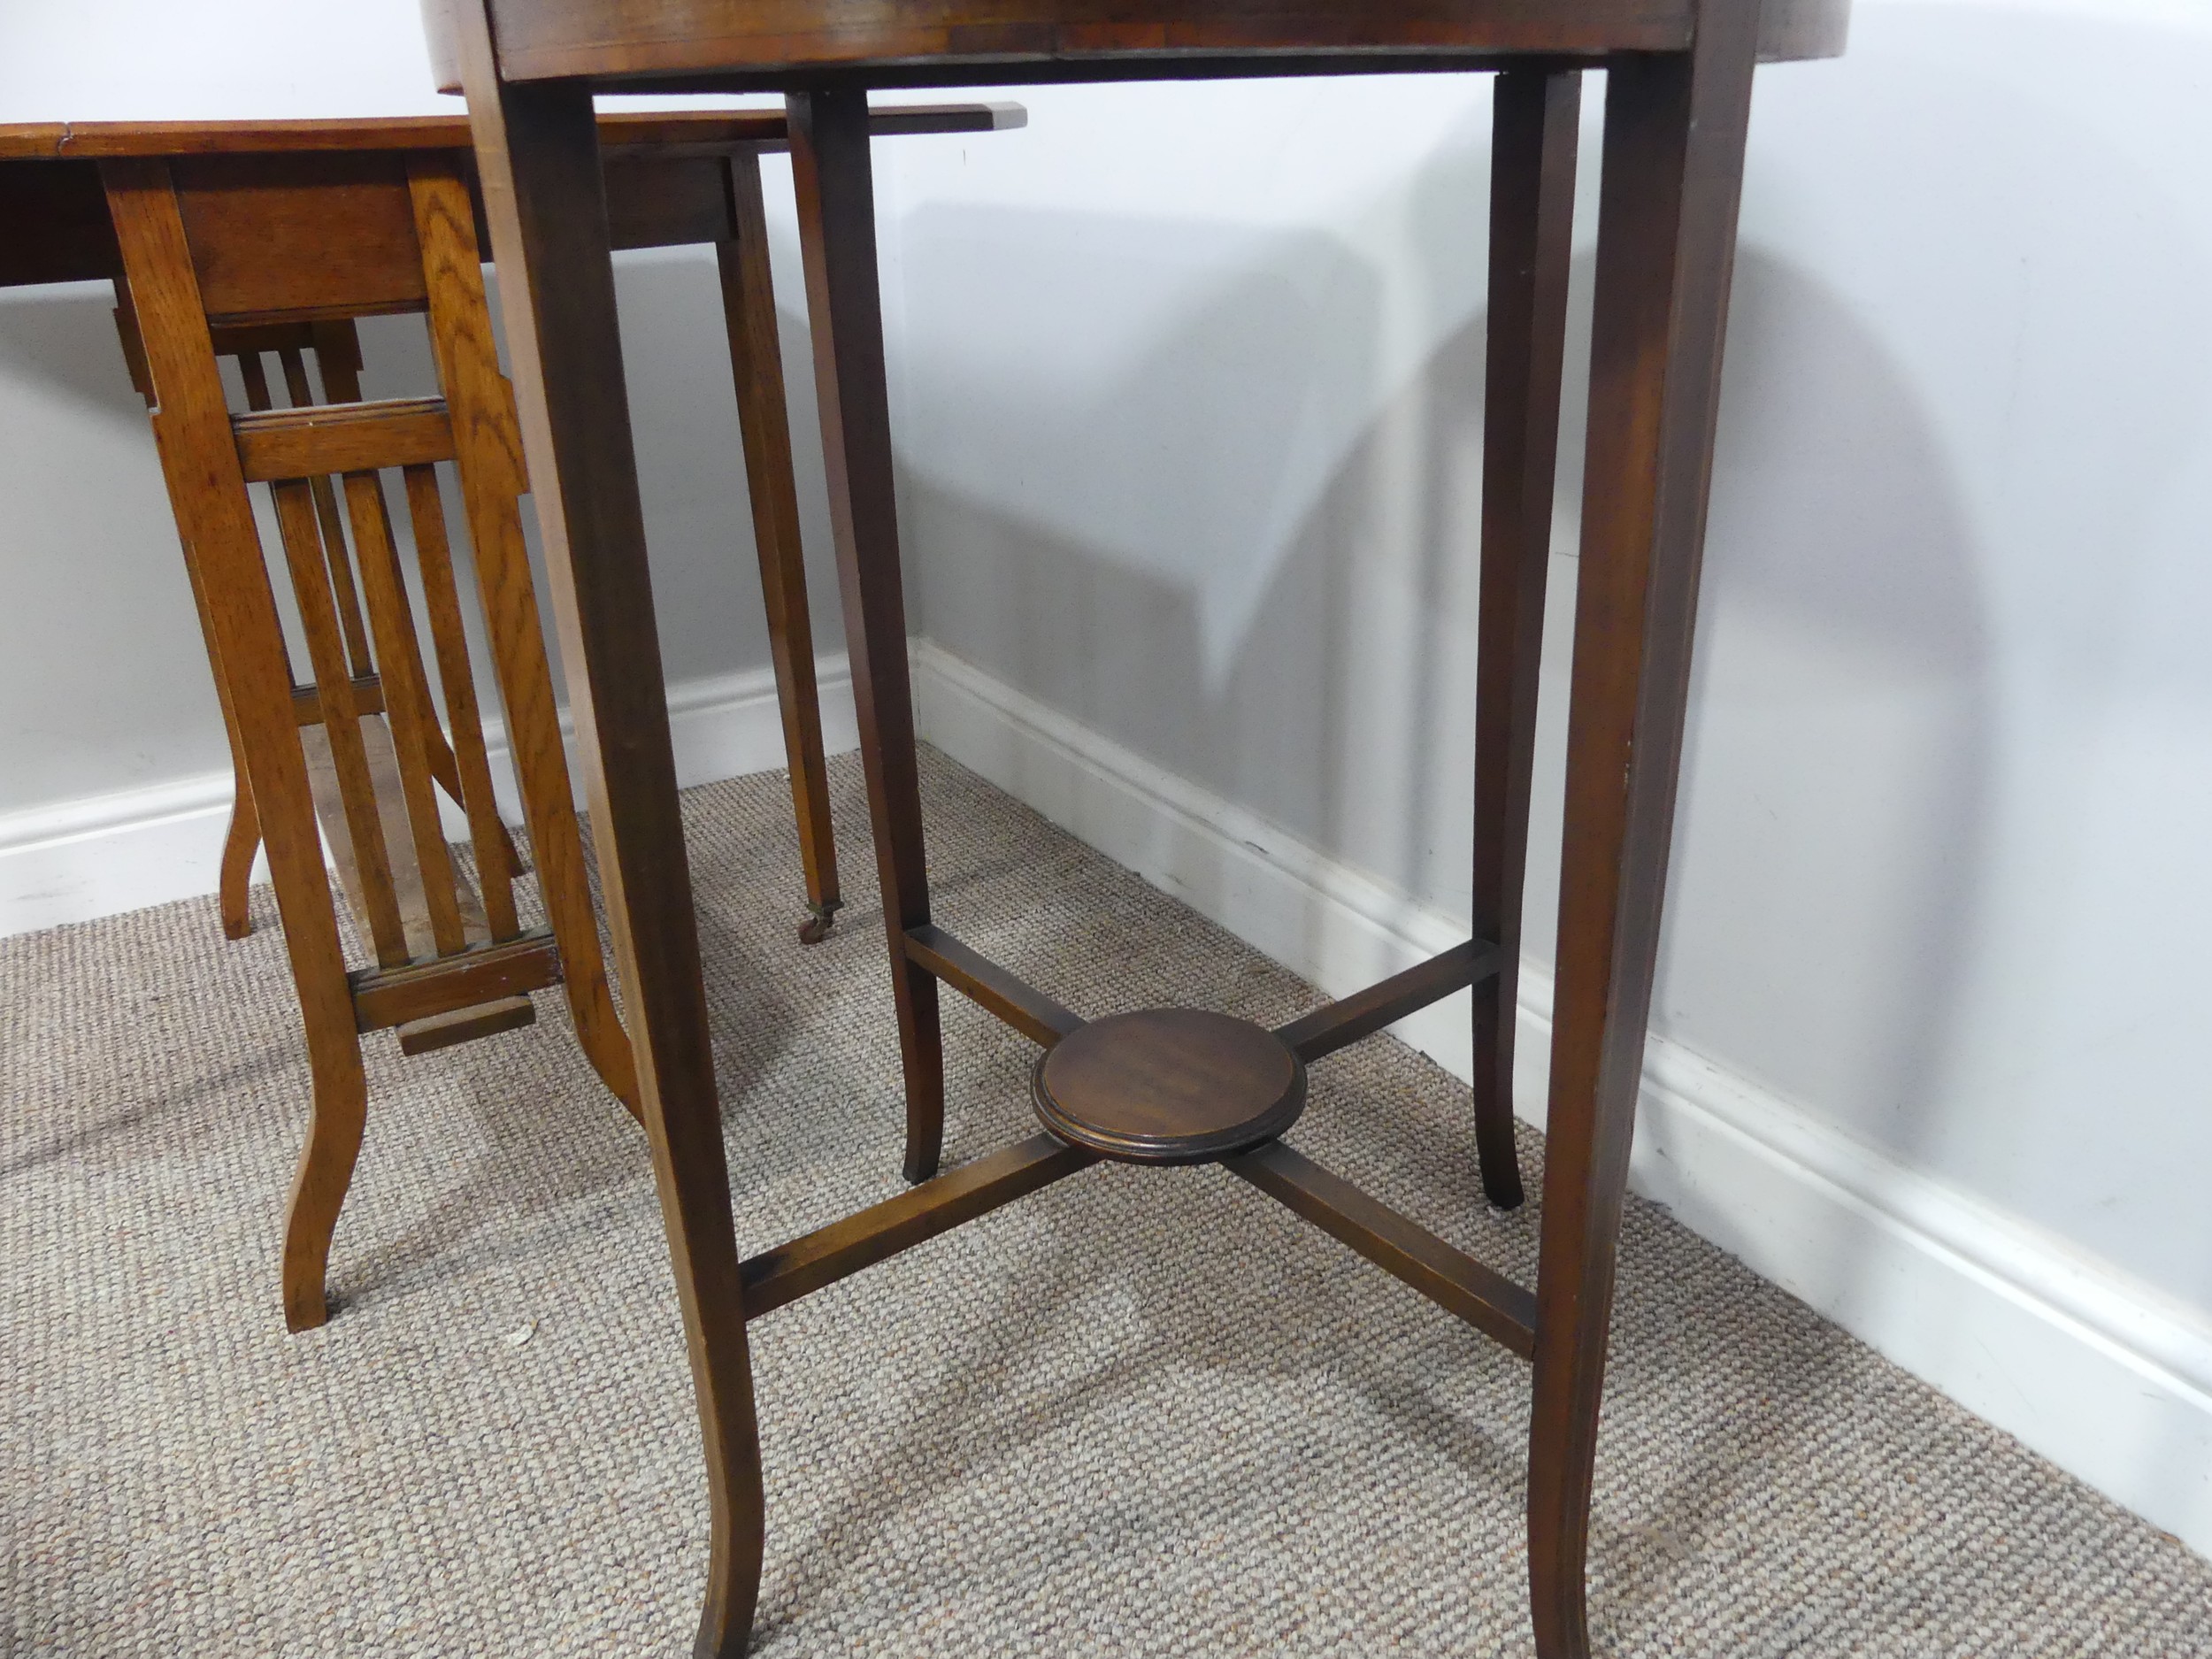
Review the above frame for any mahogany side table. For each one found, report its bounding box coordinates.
[426,2,1849,1654]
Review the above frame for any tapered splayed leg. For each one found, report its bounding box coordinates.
[1525,16,1760,1657]
[1471,65,1582,1210]
[718,149,845,949]
[449,6,766,1648]
[280,1031,369,1330]
[787,87,946,1184]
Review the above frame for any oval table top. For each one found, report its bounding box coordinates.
[425,0,1850,92]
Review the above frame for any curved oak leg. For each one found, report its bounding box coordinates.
[219,745,262,941]
[787,88,946,1185]
[281,1018,370,1330]
[104,159,373,1333]
[450,13,766,1650]
[1471,65,1582,1211]
[1525,18,1760,1657]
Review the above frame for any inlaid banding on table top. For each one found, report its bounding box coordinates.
[426,0,1847,88]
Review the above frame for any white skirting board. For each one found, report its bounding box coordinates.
[910,637,2212,1560]
[7,635,2208,1559]
[0,655,857,941]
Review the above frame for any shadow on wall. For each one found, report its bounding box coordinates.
[0,244,827,825]
[891,174,2001,1582]
[0,281,233,807]
[896,179,1991,1166]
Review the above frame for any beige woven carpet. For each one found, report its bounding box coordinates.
[5,750,2208,1656]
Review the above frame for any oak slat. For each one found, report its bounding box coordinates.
[273,477,411,965]
[349,929,564,1031]
[341,466,470,956]
[277,344,378,677]
[405,462,524,938]
[233,396,454,482]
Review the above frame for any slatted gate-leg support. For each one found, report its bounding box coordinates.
[103,161,373,1333]
[106,143,649,1329]
[405,153,641,1111]
[449,23,767,1654]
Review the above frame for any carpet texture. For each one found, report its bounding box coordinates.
[4,751,2208,1655]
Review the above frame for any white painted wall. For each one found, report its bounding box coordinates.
[879,0,2212,1550]
[0,0,841,821]
[6,0,2212,1564]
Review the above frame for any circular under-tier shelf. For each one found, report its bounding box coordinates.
[1032,1008,1306,1164]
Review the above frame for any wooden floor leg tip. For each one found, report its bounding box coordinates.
[284,1290,332,1333]
[797,898,841,945]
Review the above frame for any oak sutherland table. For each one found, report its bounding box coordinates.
[425,0,1848,1653]
[0,104,1017,1329]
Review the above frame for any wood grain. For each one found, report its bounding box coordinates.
[718,146,842,941]
[102,157,368,1333]
[447,10,762,1647]
[741,1134,1094,1318]
[788,86,946,1183]
[1526,9,1765,1654]
[1225,1140,1539,1358]
[1033,1008,1306,1164]
[450,0,1844,87]
[232,397,455,481]
[408,154,641,1110]
[1471,65,1580,1211]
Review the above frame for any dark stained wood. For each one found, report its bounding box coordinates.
[102,157,368,1333]
[431,2,1843,1653]
[1272,939,1501,1064]
[349,930,565,1031]
[1033,1009,1306,1164]
[0,157,117,284]
[447,8,765,1649]
[605,150,733,249]
[1471,65,1581,1212]
[787,86,946,1183]
[1525,11,1766,1655]
[902,924,1085,1047]
[740,1133,1095,1318]
[718,146,842,943]
[1225,1140,1539,1358]
[232,396,455,481]
[447,0,1847,87]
